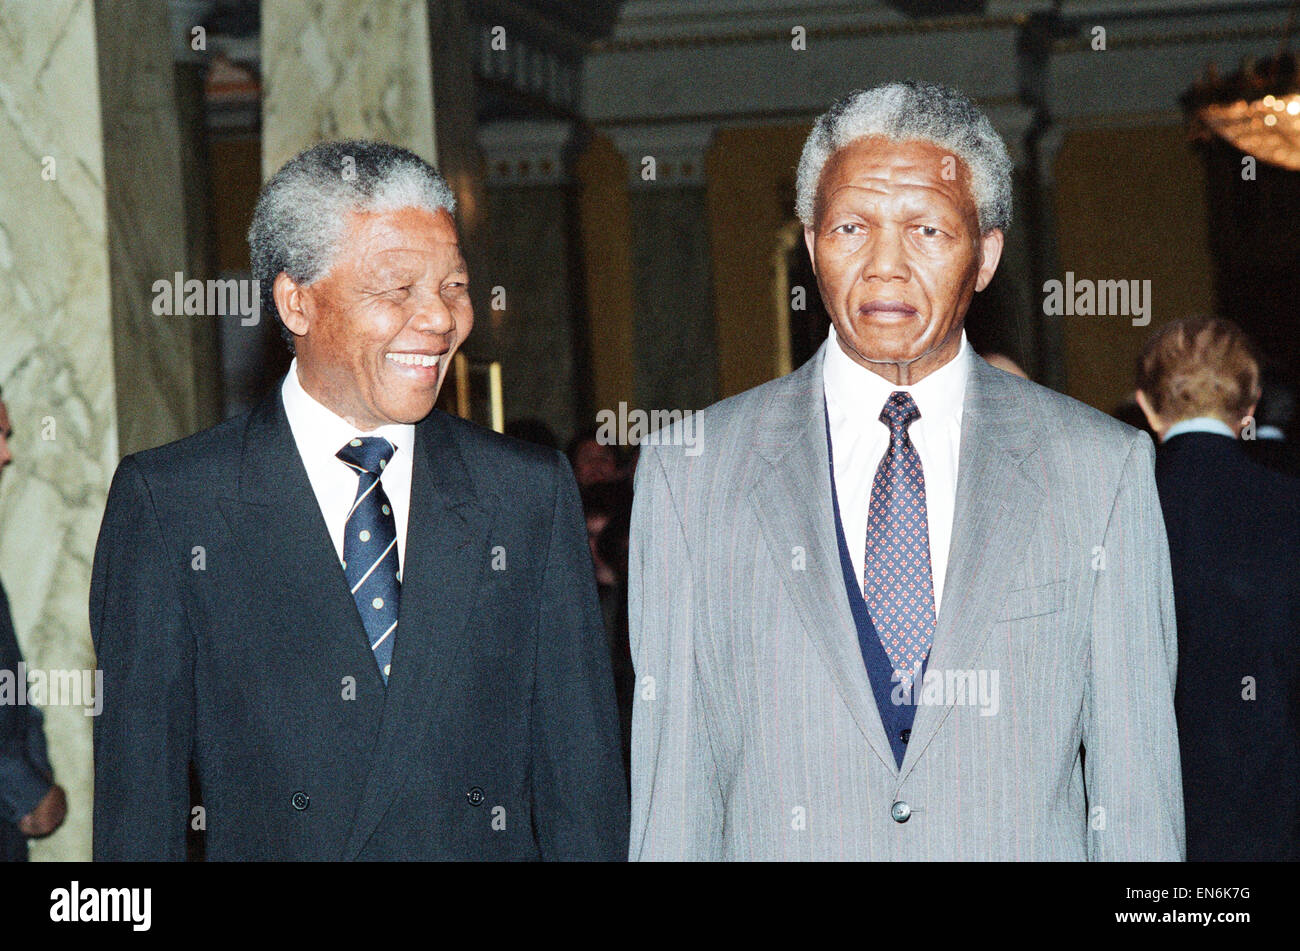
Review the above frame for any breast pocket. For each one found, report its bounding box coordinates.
[998,579,1066,622]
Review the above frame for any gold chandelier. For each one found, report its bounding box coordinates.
[1184,5,1300,171]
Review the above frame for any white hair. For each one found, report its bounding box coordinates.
[795,81,1013,234]
[249,139,457,350]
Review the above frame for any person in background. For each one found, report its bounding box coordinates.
[0,385,68,860]
[567,428,620,488]
[1137,316,1300,861]
[580,479,635,783]
[1244,377,1300,479]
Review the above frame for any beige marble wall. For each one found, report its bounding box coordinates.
[0,0,116,863]
[261,0,437,177]
[0,0,216,861]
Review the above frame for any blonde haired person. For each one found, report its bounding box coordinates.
[1136,316,1300,861]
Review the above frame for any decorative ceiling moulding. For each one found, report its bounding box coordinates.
[472,17,582,112]
[479,119,577,186]
[592,12,1027,52]
[588,93,1023,132]
[606,123,718,188]
[1053,22,1286,54]
[583,26,1022,125]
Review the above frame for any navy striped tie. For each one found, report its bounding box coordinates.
[336,436,401,684]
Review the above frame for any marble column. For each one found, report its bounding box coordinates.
[260,0,437,176]
[610,124,719,413]
[478,122,585,444]
[0,0,210,861]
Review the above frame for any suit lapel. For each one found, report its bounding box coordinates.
[341,411,496,860]
[749,345,897,774]
[898,355,1045,782]
[219,391,380,678]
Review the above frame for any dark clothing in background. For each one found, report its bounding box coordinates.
[1244,436,1300,481]
[1155,431,1300,861]
[0,581,54,862]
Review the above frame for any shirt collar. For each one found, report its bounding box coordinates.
[281,357,416,462]
[823,323,970,426]
[1163,416,1237,442]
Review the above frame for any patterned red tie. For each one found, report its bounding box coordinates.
[863,391,937,687]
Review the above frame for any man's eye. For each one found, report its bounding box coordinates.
[832,223,861,235]
[918,226,943,237]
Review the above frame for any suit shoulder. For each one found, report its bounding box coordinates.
[116,411,249,498]
[637,371,796,476]
[434,411,566,493]
[999,373,1145,457]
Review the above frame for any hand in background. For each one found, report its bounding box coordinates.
[18,784,66,838]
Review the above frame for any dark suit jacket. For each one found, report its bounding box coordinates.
[91,391,629,860]
[0,580,54,862]
[1155,431,1300,861]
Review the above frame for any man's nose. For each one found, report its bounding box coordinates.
[409,290,458,335]
[862,229,910,283]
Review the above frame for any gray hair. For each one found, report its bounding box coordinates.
[795,81,1012,234]
[249,139,457,350]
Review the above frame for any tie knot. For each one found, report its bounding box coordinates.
[879,391,921,434]
[337,436,395,475]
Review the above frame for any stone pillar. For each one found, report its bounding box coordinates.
[260,0,437,176]
[479,121,586,443]
[610,125,719,413]
[0,0,210,860]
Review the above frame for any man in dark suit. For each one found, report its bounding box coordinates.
[1137,316,1300,861]
[91,141,628,860]
[0,388,67,860]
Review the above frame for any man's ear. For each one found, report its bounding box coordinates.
[1135,389,1166,439]
[974,228,1004,292]
[272,272,311,340]
[803,225,817,271]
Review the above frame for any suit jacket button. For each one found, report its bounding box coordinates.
[291,791,310,811]
[466,786,485,807]
[891,800,911,823]
[899,729,911,743]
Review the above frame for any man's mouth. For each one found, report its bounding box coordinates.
[384,350,447,382]
[858,300,918,317]
[385,351,441,367]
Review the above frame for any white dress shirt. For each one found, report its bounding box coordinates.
[823,325,970,615]
[280,358,415,572]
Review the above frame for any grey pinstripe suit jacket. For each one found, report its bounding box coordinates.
[628,343,1185,861]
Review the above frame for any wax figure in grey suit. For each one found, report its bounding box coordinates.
[629,82,1185,861]
[92,141,627,861]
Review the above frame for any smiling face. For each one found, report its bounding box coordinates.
[274,205,471,430]
[805,136,1003,385]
